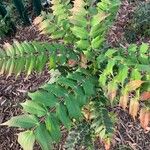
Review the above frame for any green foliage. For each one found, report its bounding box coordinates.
[64,121,94,149]
[13,0,31,25]
[34,0,120,51]
[0,0,149,150]
[32,0,42,16]
[98,43,150,117]
[1,69,97,149]
[90,92,115,140]
[0,41,77,78]
[0,3,16,37]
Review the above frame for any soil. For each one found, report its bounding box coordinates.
[0,0,150,150]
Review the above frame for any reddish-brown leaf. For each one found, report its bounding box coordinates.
[129,99,139,120]
[119,94,129,110]
[126,80,144,91]
[103,139,111,150]
[139,108,150,130]
[33,16,43,25]
[140,92,150,101]
[108,90,117,102]
[80,53,87,69]
[68,59,77,67]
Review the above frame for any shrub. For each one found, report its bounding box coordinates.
[0,2,16,37]
[0,0,150,150]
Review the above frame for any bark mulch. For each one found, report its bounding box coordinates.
[0,0,150,149]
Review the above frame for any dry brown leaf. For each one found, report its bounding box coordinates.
[139,108,150,130]
[3,42,12,51]
[33,16,43,25]
[103,139,111,150]
[80,53,87,68]
[98,12,110,23]
[68,59,77,67]
[119,94,129,110]
[126,80,144,91]
[38,21,48,31]
[129,99,139,120]
[140,92,150,101]
[108,90,117,102]
[83,107,91,121]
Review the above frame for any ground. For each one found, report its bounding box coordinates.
[0,0,150,150]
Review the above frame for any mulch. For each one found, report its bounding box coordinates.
[0,0,150,150]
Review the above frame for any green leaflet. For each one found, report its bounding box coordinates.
[71,26,88,39]
[45,114,61,142]
[90,23,106,38]
[136,64,150,73]
[128,44,137,53]
[0,115,39,128]
[76,40,90,50]
[140,43,149,53]
[116,65,129,85]
[104,59,116,75]
[69,15,87,27]
[18,130,35,150]
[26,55,36,77]
[42,84,67,97]
[82,79,95,96]
[36,54,48,73]
[75,87,87,106]
[14,57,25,77]
[28,90,57,107]
[6,58,15,77]
[131,69,141,80]
[67,72,85,81]
[35,124,52,150]
[91,36,105,49]
[101,108,114,134]
[99,73,107,87]
[51,30,66,39]
[44,23,57,34]
[21,100,47,117]
[57,77,76,89]
[56,103,72,129]
[104,49,117,57]
[49,53,56,69]
[65,95,81,119]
